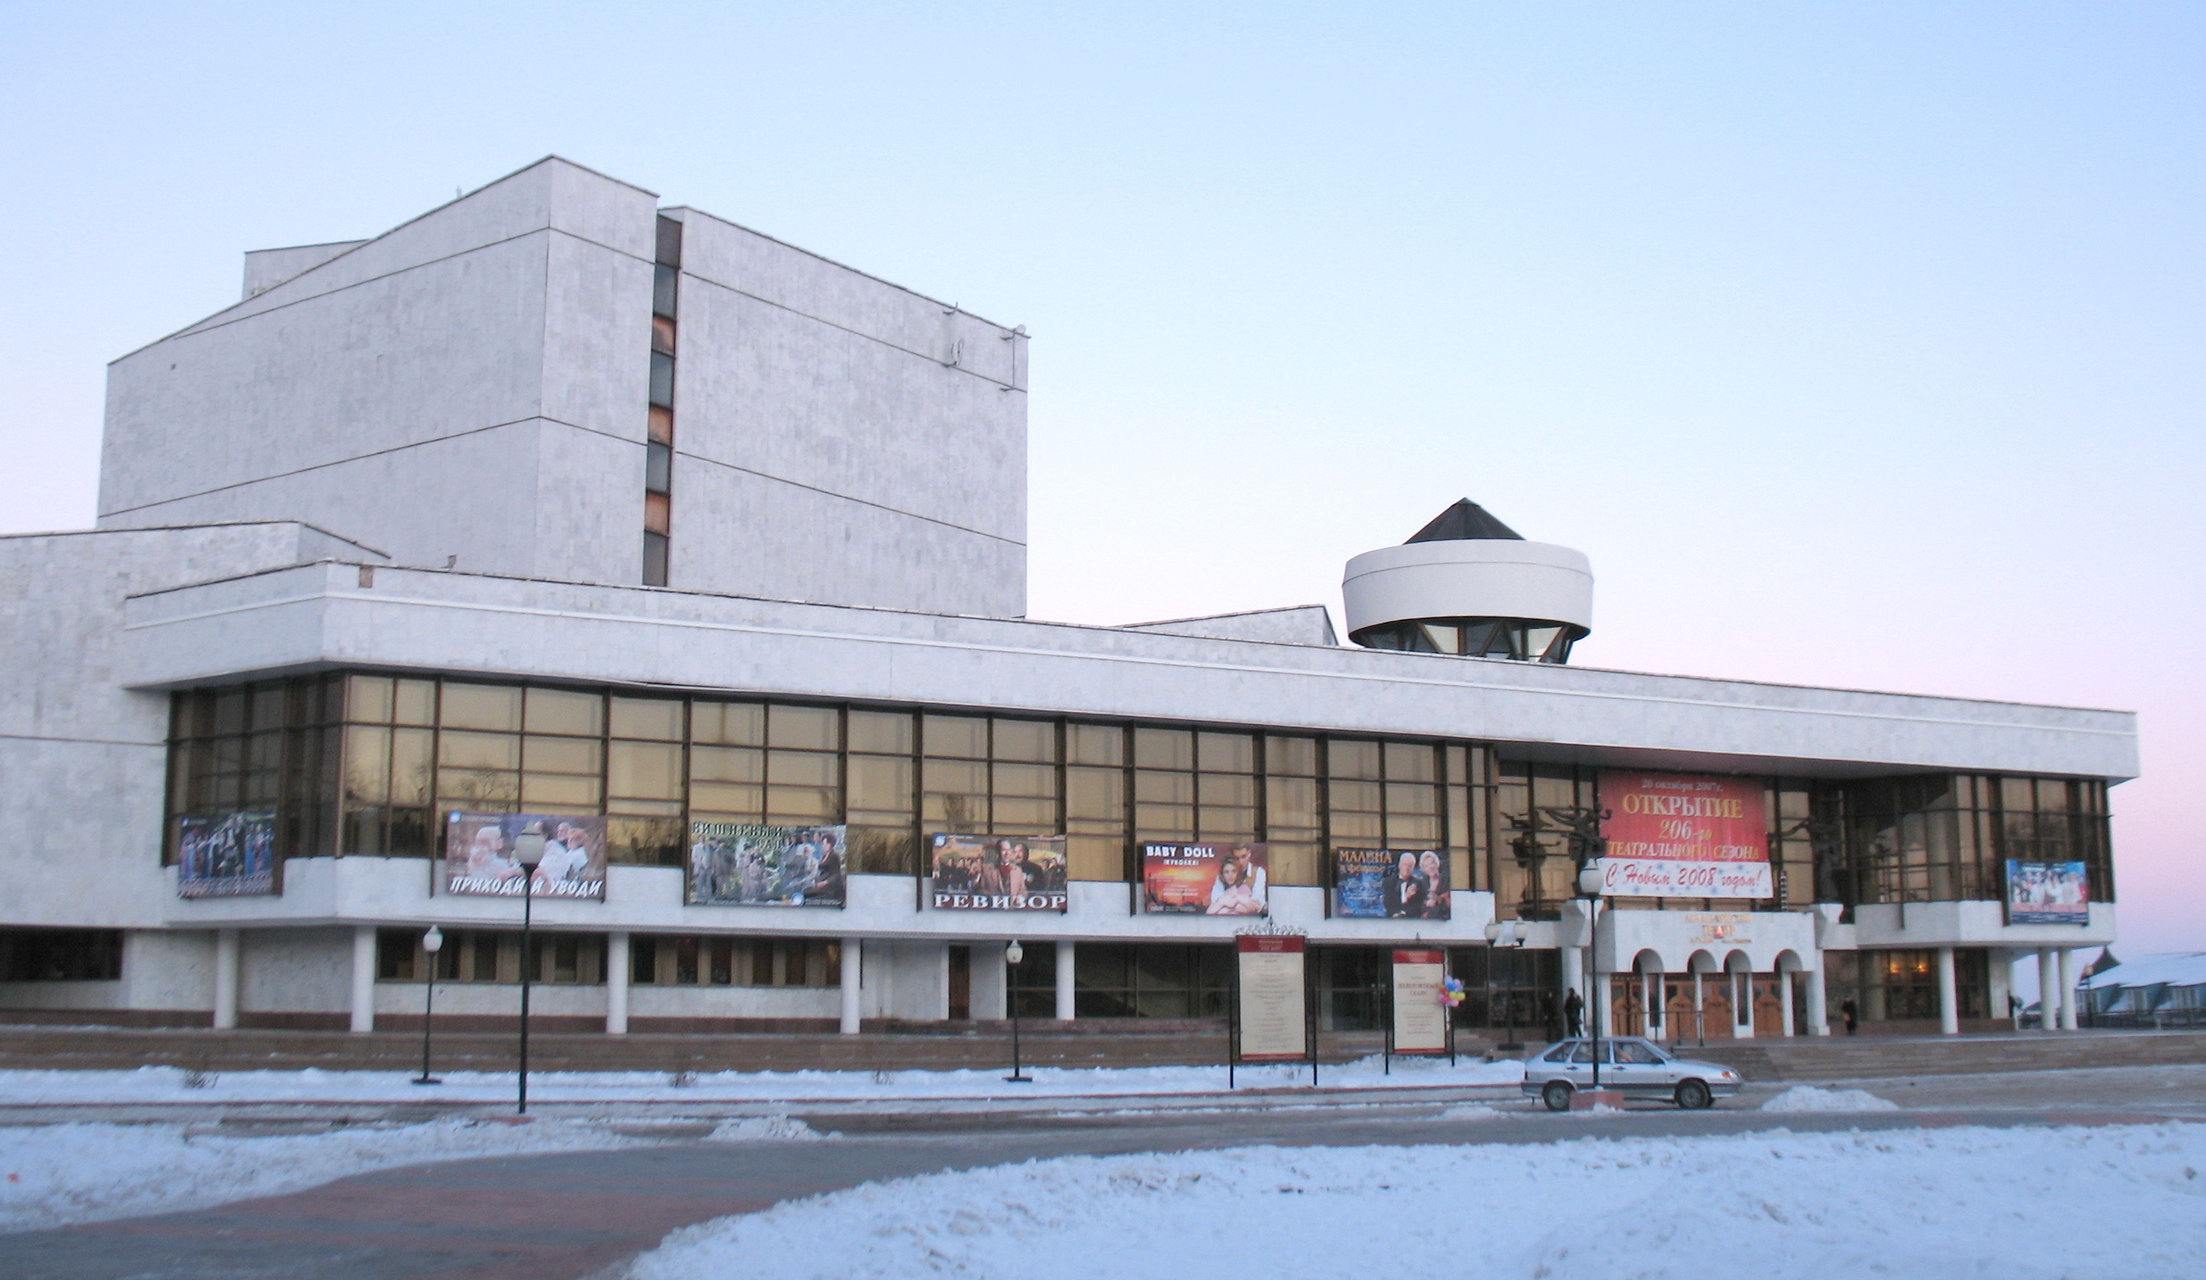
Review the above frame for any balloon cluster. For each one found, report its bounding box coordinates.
[1440,976,1467,1007]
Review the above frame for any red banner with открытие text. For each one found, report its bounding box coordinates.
[1597,772,1771,899]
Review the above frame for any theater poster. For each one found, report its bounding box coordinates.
[928,834,1069,911]
[1334,847,1452,920]
[1597,771,1771,899]
[2006,860,2089,925]
[1390,948,1449,1055]
[444,812,608,900]
[177,810,279,898]
[1142,842,1268,916]
[687,822,847,908]
[1236,934,1308,1061]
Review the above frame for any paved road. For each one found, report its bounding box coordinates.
[6,1067,2203,1280]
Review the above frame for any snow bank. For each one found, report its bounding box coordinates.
[0,1054,1522,1107]
[1760,1085,1900,1113]
[708,1116,828,1142]
[0,1118,650,1233]
[620,1124,2206,1280]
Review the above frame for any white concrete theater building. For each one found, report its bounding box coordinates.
[0,158,2132,1042]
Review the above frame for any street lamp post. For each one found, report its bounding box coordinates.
[1483,918,1524,1051]
[413,925,444,1086]
[1578,861,1605,1091]
[1003,940,1031,1083]
[511,829,548,1116]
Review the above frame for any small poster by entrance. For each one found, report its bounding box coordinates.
[1390,948,1449,1055]
[1235,934,1309,1061]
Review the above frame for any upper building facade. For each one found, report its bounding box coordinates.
[98,158,1028,617]
[0,159,2134,1044]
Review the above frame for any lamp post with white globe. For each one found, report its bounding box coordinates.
[511,828,548,1115]
[1578,860,1606,1090]
[1004,940,1031,1083]
[413,925,444,1086]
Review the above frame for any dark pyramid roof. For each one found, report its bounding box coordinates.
[1406,499,1523,544]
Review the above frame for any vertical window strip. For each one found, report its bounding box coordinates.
[644,213,682,585]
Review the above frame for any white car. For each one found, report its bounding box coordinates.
[1520,1035,1742,1111]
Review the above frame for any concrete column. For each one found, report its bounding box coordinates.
[1804,965,1830,1036]
[605,931,630,1035]
[1733,972,1755,1040]
[839,937,863,1035]
[1988,948,2015,1029]
[1778,969,1796,1037]
[212,928,241,1030]
[1936,946,1960,1035]
[1055,940,1077,1021]
[2037,948,2060,1032]
[972,943,1009,1020]
[1691,971,1705,1044]
[349,925,377,1033]
[1593,970,1613,1040]
[2060,948,2083,1031]
[1644,971,1663,1039]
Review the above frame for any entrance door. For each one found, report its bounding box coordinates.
[1701,979,1735,1040]
[1611,975,1646,1036]
[1663,980,1700,1045]
[1752,976,1786,1037]
[947,945,971,1021]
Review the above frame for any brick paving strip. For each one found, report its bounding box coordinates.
[5,1091,2204,1280]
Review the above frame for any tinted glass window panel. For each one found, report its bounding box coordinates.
[769,705,840,751]
[1133,729,1194,770]
[923,715,988,759]
[692,702,765,747]
[347,675,395,724]
[1067,723,1125,766]
[992,718,1056,762]
[849,710,915,754]
[610,742,683,800]
[441,684,522,732]
[610,697,683,741]
[1265,735,1317,776]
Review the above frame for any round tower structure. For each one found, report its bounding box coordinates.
[1341,499,1593,662]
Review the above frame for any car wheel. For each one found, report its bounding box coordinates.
[1541,1080,1574,1112]
[1675,1079,1712,1110]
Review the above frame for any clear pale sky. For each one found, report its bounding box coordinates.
[4,3,2198,958]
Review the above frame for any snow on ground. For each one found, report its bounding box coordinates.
[1761,1085,1901,1113]
[0,1117,660,1233]
[622,1123,2206,1280]
[0,1053,1522,1107]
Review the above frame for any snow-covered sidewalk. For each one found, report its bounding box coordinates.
[622,1122,2206,1280]
[0,1053,1523,1108]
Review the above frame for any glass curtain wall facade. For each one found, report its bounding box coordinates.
[163,673,2116,1027]
[165,674,2115,915]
